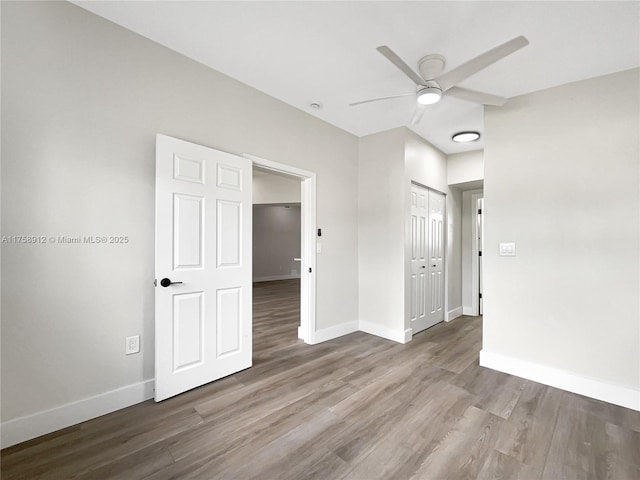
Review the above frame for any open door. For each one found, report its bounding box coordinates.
[155,134,252,401]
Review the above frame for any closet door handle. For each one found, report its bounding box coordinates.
[160,278,183,287]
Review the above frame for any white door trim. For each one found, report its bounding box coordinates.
[243,154,316,344]
[471,192,484,316]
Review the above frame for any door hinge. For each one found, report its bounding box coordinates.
[308,267,312,273]
[479,293,483,299]
[154,279,157,287]
[478,251,482,256]
[478,208,482,214]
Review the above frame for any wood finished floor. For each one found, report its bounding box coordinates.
[2,279,639,479]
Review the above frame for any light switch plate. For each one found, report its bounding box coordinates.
[499,242,516,256]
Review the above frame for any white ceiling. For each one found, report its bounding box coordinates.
[74,1,639,154]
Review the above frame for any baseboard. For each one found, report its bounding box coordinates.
[404,328,413,343]
[446,306,463,322]
[253,274,300,282]
[1,379,155,449]
[479,349,640,412]
[311,321,358,344]
[462,306,475,316]
[359,320,408,344]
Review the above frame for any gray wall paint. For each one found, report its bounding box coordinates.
[483,68,639,391]
[1,1,359,422]
[253,170,301,205]
[253,205,301,281]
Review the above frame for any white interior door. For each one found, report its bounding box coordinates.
[409,185,429,333]
[155,134,252,402]
[426,189,445,328]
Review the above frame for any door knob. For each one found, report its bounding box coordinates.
[421,266,426,269]
[160,278,183,287]
[432,264,437,267]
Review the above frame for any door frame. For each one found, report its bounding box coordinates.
[243,154,317,344]
[471,192,484,316]
[407,181,447,335]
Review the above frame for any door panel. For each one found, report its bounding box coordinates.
[427,189,445,326]
[217,200,242,267]
[409,184,429,333]
[155,134,252,402]
[173,194,203,269]
[172,291,204,371]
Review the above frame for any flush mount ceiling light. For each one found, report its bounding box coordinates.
[417,85,442,105]
[452,131,481,143]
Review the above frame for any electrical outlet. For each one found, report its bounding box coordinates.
[126,335,140,355]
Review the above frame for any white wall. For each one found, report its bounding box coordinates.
[482,68,640,410]
[448,150,483,185]
[357,127,463,342]
[1,0,359,444]
[253,205,301,281]
[253,170,301,204]
[404,130,463,323]
[358,128,406,341]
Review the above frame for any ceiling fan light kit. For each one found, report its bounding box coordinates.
[417,86,442,105]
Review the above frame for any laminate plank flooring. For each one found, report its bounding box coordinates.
[2,279,639,479]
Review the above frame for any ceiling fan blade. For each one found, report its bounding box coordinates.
[410,106,426,126]
[349,92,415,106]
[446,86,507,106]
[376,46,426,86]
[435,36,529,91]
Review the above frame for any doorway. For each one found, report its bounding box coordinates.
[252,168,302,352]
[245,154,317,344]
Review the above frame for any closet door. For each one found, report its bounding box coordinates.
[409,184,429,333]
[426,189,445,328]
[409,185,445,335]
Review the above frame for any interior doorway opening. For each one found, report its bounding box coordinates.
[252,168,303,352]
[245,155,317,344]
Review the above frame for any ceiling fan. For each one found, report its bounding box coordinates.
[350,36,529,125]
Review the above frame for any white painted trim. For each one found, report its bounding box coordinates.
[253,274,301,282]
[245,154,316,345]
[404,328,413,343]
[446,306,463,321]
[471,192,483,316]
[360,320,409,344]
[300,175,317,344]
[1,380,154,449]
[312,321,359,344]
[479,349,640,412]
